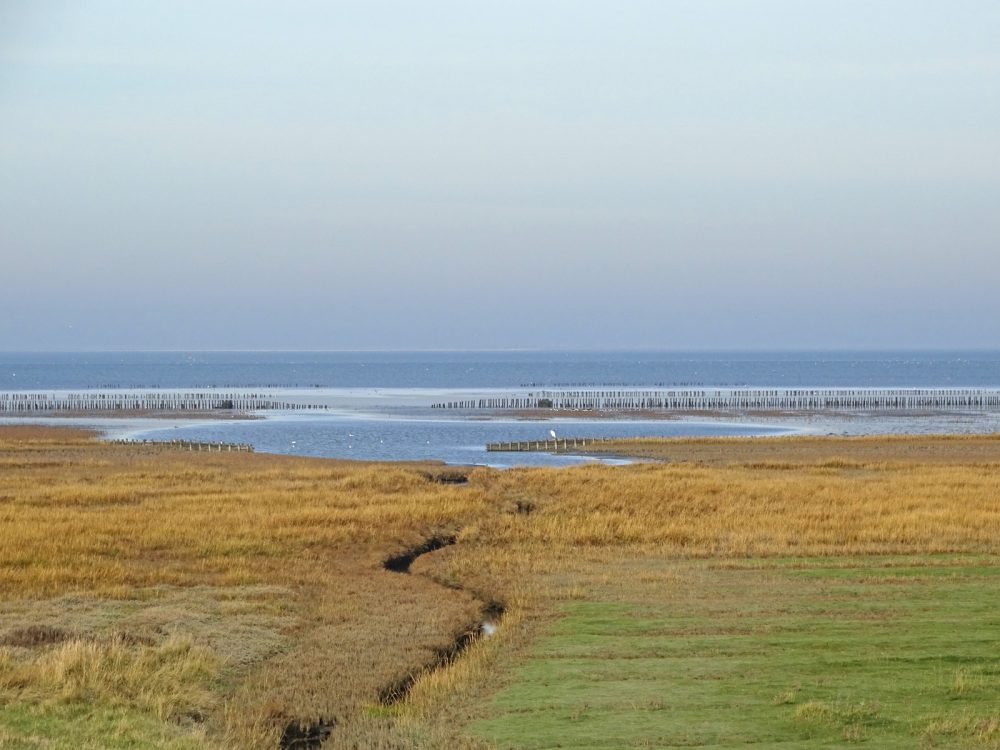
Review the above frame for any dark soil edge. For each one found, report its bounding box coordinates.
[383,534,457,573]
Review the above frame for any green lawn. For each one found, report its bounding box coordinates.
[473,558,1000,749]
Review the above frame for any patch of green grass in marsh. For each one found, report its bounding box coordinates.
[0,702,213,750]
[473,560,1000,749]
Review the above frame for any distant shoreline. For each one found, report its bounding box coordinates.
[500,407,954,420]
[0,409,260,421]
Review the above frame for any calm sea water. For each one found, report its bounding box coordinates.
[3,350,1000,390]
[2,351,998,466]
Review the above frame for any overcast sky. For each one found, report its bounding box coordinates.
[2,1,999,350]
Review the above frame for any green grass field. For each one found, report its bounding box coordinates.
[473,556,1000,749]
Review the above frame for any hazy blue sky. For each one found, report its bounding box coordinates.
[2,1,999,350]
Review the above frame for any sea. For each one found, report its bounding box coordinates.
[2,350,999,467]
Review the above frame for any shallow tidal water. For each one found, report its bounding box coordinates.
[108,413,791,468]
[2,350,997,466]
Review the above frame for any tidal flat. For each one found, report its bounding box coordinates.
[2,426,1000,748]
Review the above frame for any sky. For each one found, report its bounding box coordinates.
[1,1,999,351]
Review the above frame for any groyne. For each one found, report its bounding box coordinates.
[487,437,613,452]
[434,388,1000,412]
[0,391,326,414]
[112,439,254,453]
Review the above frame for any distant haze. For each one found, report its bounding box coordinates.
[2,1,999,351]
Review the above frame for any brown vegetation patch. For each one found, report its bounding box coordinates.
[424,470,470,485]
[108,630,158,647]
[278,718,336,749]
[1,624,72,648]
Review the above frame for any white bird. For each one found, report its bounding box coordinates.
[549,429,557,439]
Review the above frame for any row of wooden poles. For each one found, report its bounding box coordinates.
[486,437,612,452]
[0,391,328,413]
[435,388,1000,412]
[112,439,254,452]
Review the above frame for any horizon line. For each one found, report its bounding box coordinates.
[2,347,999,355]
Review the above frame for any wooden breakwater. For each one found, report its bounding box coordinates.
[487,437,613,452]
[112,439,254,453]
[0,391,327,414]
[436,388,1000,413]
